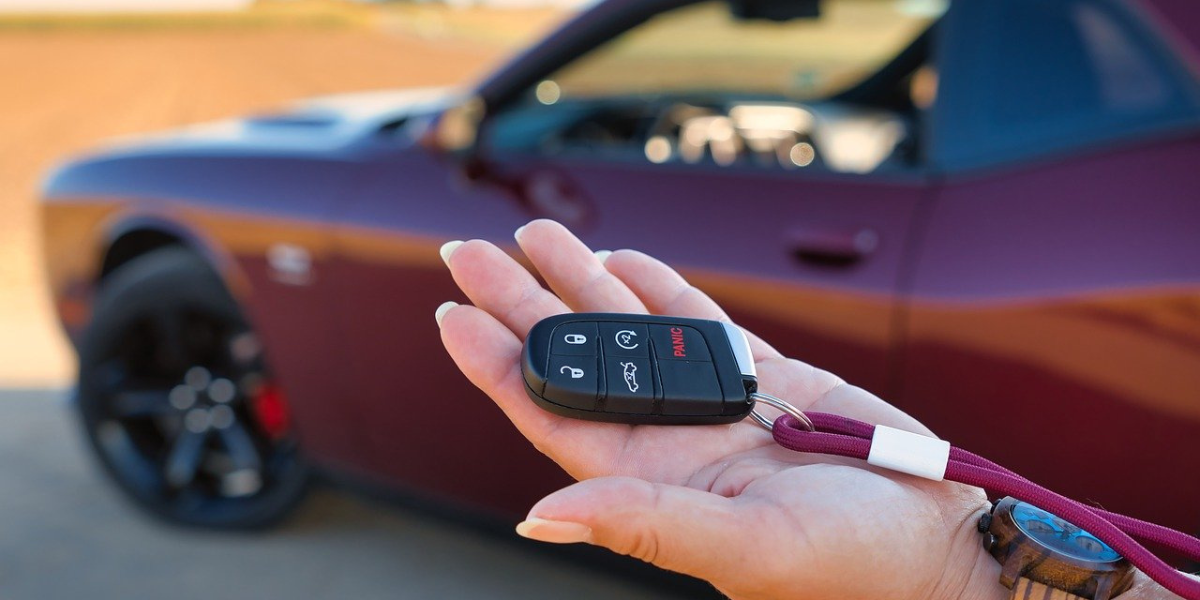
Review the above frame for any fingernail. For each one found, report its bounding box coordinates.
[439,240,463,267]
[514,224,528,243]
[515,518,593,544]
[594,250,612,264]
[434,301,458,328]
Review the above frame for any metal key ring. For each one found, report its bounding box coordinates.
[749,392,814,432]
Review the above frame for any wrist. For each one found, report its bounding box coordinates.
[1121,569,1193,600]
[956,515,1010,600]
[933,497,1009,600]
[954,512,1192,600]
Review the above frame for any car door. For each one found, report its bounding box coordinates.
[901,0,1200,536]
[331,0,945,514]
[482,153,925,395]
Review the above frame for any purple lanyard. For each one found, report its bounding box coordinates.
[771,412,1200,600]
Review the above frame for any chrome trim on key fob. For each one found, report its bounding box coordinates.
[721,321,756,379]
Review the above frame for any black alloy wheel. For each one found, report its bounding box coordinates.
[76,248,308,528]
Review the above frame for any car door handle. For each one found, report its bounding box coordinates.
[520,169,591,227]
[789,227,879,267]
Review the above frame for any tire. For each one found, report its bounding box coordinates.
[76,247,309,529]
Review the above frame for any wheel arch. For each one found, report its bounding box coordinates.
[100,228,186,279]
[98,214,254,303]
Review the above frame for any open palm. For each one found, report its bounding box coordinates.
[438,220,994,600]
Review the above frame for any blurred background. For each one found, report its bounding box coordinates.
[0,2,685,599]
[0,0,568,388]
[5,0,1200,597]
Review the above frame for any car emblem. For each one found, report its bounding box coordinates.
[267,243,313,286]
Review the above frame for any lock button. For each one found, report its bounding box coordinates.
[544,355,601,411]
[550,322,598,357]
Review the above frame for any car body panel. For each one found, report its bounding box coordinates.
[42,89,462,475]
[903,134,1200,535]
[1139,0,1200,65]
[44,149,366,470]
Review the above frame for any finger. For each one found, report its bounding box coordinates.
[437,302,632,479]
[444,238,570,339]
[516,477,761,589]
[602,249,781,361]
[514,220,648,314]
[437,303,557,436]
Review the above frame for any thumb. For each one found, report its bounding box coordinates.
[516,476,747,584]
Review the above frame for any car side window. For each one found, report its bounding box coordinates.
[482,0,946,175]
[932,0,1200,171]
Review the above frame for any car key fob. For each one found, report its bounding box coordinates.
[521,313,757,424]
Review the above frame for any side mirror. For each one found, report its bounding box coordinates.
[422,95,494,181]
[426,95,486,156]
[730,0,820,22]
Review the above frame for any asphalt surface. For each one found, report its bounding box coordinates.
[0,389,683,600]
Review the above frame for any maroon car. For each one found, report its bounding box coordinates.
[41,0,1200,553]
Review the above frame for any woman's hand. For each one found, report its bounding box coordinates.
[436,220,998,600]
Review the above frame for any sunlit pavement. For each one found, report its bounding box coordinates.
[0,389,678,600]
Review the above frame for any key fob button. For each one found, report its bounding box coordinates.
[550,322,598,356]
[658,361,724,415]
[522,313,756,425]
[603,357,655,414]
[649,324,711,362]
[599,323,650,358]
[544,356,600,411]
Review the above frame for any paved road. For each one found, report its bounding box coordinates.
[0,389,684,600]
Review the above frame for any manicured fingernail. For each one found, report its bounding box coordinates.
[434,301,458,328]
[514,224,528,243]
[594,250,612,264]
[516,518,593,544]
[439,240,463,267]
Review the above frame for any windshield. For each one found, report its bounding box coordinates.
[539,0,945,103]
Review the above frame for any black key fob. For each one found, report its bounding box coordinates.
[521,313,757,424]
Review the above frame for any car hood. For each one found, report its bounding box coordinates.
[96,86,458,156]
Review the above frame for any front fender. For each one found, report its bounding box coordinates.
[41,199,253,348]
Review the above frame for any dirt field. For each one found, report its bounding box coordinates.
[0,7,562,386]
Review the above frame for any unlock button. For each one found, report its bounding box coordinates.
[544,355,600,411]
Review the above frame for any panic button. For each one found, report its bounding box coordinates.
[649,324,711,362]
